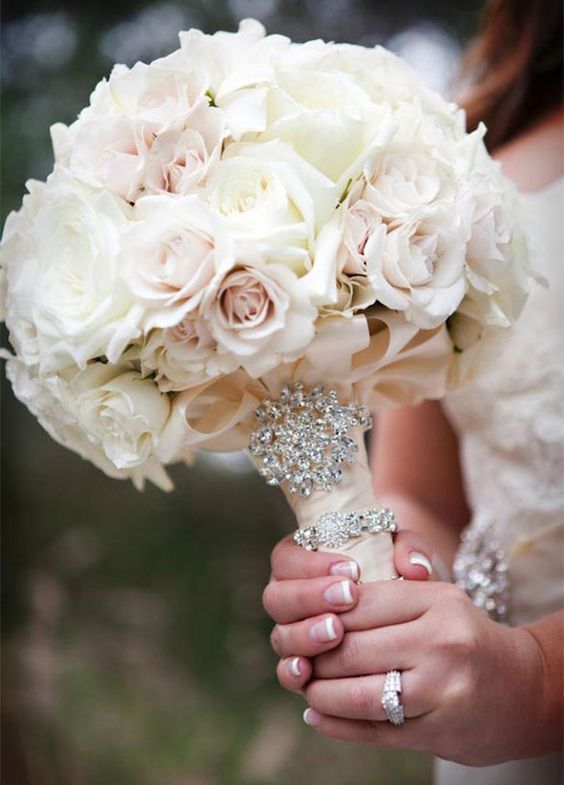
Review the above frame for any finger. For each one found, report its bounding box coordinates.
[271,614,344,658]
[339,578,440,632]
[271,535,360,581]
[314,622,417,678]
[276,657,312,694]
[263,575,358,624]
[305,671,428,721]
[302,709,433,751]
[393,529,433,580]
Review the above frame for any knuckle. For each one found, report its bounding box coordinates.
[270,537,289,575]
[441,583,470,608]
[349,681,374,717]
[261,583,278,619]
[270,625,283,655]
[340,634,361,673]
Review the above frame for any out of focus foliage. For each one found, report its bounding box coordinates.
[1,2,481,783]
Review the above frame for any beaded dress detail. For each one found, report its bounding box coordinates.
[445,178,564,627]
[437,179,564,785]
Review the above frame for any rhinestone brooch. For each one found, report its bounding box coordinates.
[248,382,372,498]
[294,507,397,551]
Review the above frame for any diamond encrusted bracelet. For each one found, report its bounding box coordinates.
[294,507,397,551]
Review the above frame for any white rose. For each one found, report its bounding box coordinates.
[51,63,224,203]
[72,364,171,470]
[0,169,142,372]
[374,205,469,328]
[359,142,458,221]
[260,63,395,183]
[170,19,291,138]
[6,358,173,490]
[201,261,317,377]
[122,195,232,331]
[205,140,336,267]
[329,197,386,315]
[139,315,222,392]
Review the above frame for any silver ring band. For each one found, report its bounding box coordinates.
[294,507,396,551]
[381,670,405,726]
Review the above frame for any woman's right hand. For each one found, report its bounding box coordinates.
[262,529,438,693]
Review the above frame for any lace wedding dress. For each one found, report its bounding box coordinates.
[436,177,564,784]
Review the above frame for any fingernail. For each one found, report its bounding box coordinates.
[288,657,302,677]
[323,579,354,606]
[409,552,432,575]
[330,561,360,581]
[309,616,338,643]
[303,708,321,727]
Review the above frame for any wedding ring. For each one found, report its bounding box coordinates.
[294,507,396,551]
[381,670,405,726]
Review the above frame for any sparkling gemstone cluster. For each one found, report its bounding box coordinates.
[453,524,509,623]
[248,382,372,498]
[294,507,396,551]
[381,670,404,726]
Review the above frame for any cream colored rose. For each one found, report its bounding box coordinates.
[140,315,223,392]
[0,169,142,373]
[51,63,224,203]
[359,143,458,221]
[260,64,395,183]
[73,364,171,471]
[201,261,317,377]
[6,358,173,490]
[373,205,468,329]
[205,141,336,269]
[170,19,291,138]
[123,195,232,331]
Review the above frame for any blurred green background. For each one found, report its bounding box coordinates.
[1,1,482,783]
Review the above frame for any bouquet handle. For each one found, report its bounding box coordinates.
[248,383,398,582]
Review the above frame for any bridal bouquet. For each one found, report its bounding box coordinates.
[0,20,530,580]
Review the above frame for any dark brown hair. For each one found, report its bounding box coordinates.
[459,0,563,150]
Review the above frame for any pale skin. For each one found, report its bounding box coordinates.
[262,107,564,765]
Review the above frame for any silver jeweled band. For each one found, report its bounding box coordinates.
[294,507,397,551]
[381,670,405,726]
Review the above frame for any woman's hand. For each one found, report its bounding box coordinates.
[267,570,550,765]
[263,530,437,691]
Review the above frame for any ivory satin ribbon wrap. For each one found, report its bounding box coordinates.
[249,430,397,582]
[158,311,453,582]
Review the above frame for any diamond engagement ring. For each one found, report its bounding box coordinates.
[381,670,405,726]
[294,507,397,551]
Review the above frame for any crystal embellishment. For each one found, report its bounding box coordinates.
[453,523,510,623]
[381,670,404,726]
[248,382,372,497]
[294,507,397,551]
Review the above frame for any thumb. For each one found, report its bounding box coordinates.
[393,529,436,581]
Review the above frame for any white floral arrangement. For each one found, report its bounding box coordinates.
[0,20,530,575]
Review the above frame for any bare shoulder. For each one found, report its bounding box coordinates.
[493,106,564,192]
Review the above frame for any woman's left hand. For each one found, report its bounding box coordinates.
[274,579,548,766]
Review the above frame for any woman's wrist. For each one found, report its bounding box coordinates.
[519,613,564,756]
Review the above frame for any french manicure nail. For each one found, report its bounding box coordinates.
[288,657,302,677]
[409,552,432,575]
[323,580,354,606]
[303,708,321,727]
[330,560,360,581]
[310,616,338,643]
